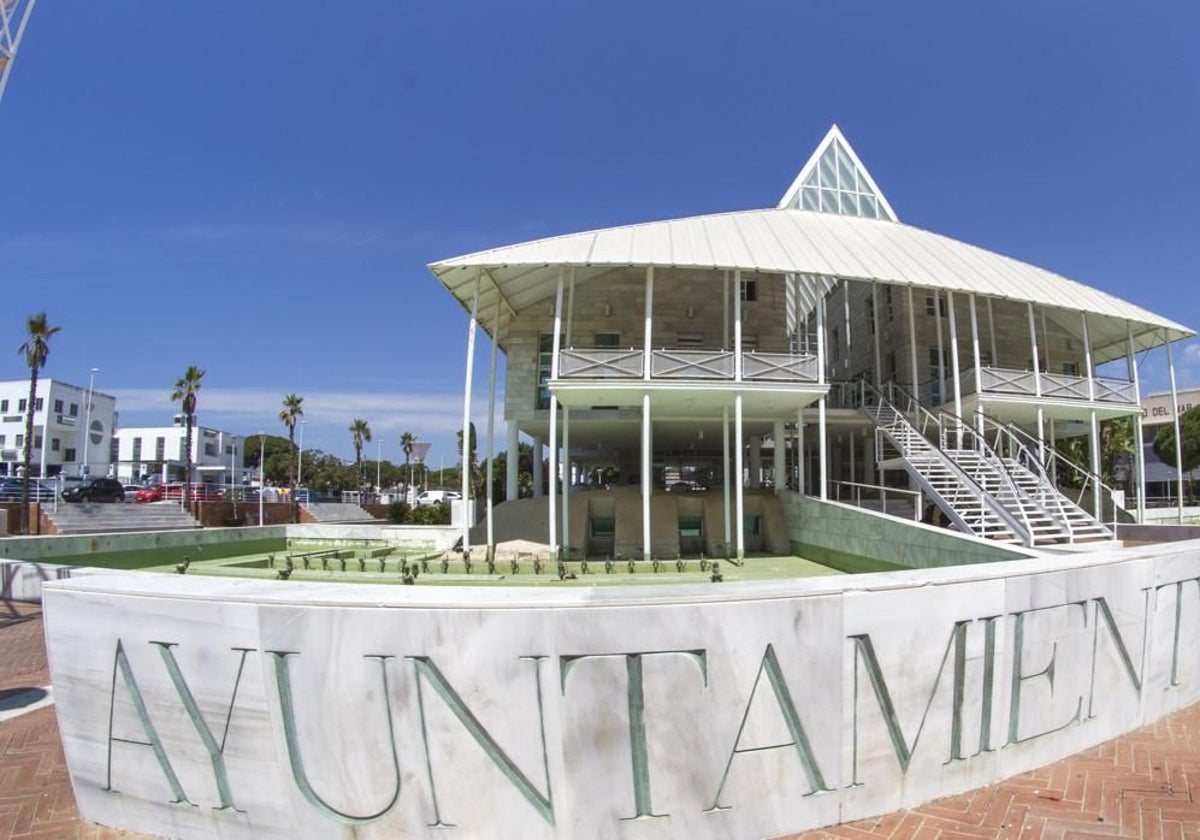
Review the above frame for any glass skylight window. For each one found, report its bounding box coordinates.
[778,125,897,222]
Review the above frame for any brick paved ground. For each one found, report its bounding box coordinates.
[4,600,1200,840]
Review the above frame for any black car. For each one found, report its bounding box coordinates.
[0,477,56,502]
[61,477,125,503]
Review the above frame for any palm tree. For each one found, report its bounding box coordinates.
[279,394,304,488]
[170,366,205,510]
[17,313,60,534]
[349,419,371,497]
[400,431,415,493]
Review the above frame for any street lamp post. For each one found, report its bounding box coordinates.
[376,440,381,498]
[257,432,267,527]
[80,367,98,477]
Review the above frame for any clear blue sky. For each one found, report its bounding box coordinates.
[2,1,1198,463]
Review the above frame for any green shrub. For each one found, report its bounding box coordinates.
[407,503,451,525]
[387,501,410,524]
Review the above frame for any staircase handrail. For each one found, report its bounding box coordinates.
[996,419,1118,531]
[880,381,945,443]
[859,381,1034,546]
[926,407,1040,544]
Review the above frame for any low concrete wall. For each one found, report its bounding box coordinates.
[41,538,1200,838]
[194,501,295,528]
[1118,522,1200,544]
[781,493,1033,569]
[0,525,289,565]
[1,558,138,603]
[286,523,458,550]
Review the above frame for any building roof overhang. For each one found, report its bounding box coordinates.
[428,207,1193,364]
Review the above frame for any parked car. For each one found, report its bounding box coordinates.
[122,484,145,501]
[61,477,126,503]
[134,484,165,503]
[293,488,326,504]
[415,490,462,506]
[0,477,56,502]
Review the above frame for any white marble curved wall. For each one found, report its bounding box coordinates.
[44,539,1200,839]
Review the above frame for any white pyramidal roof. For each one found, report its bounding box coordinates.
[429,126,1193,360]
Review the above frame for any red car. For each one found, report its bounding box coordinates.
[134,484,165,503]
[163,483,224,501]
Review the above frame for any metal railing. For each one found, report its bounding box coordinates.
[557,347,819,384]
[828,479,922,521]
[932,367,1136,405]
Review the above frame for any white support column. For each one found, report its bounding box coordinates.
[871,283,883,385]
[532,437,544,498]
[460,271,482,557]
[506,421,519,502]
[817,293,828,500]
[1082,312,1095,400]
[796,409,805,494]
[562,408,570,558]
[735,394,745,562]
[947,291,963,447]
[969,294,983,437]
[1089,409,1102,522]
[1167,333,1185,523]
[642,393,652,563]
[548,268,565,559]
[848,428,857,484]
[734,270,743,382]
[907,286,920,397]
[987,297,998,368]
[1127,323,1145,524]
[774,419,785,496]
[842,280,852,377]
[643,267,654,381]
[565,267,576,347]
[485,298,502,562]
[1028,303,1045,461]
[722,405,731,558]
[935,291,946,405]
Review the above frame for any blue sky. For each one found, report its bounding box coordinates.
[2,1,1198,463]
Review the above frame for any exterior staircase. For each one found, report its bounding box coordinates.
[859,383,1116,548]
[303,502,376,523]
[45,501,199,535]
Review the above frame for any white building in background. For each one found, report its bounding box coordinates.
[0,378,117,478]
[114,415,244,485]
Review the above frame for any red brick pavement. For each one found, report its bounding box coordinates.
[4,601,1200,840]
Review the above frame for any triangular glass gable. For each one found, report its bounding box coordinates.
[778,126,897,222]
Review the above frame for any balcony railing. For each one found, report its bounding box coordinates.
[557,348,820,384]
[945,366,1137,406]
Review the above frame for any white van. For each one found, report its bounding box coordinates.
[415,490,462,507]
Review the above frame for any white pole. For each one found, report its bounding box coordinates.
[935,291,946,405]
[1166,333,1185,523]
[1082,313,1096,400]
[969,295,983,437]
[735,394,745,562]
[257,433,266,526]
[1028,303,1045,461]
[722,405,731,558]
[1128,323,1145,524]
[642,393,652,563]
[797,408,805,494]
[297,419,306,486]
[461,271,481,556]
[644,267,655,380]
[486,297,502,562]
[562,408,570,558]
[734,270,743,382]
[376,440,381,493]
[81,367,98,477]
[774,419,786,496]
[907,286,919,398]
[947,291,963,447]
[506,421,519,502]
[548,268,565,558]
[817,292,828,500]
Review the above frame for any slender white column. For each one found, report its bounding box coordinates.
[871,283,883,385]
[506,421,519,502]
[907,286,919,396]
[948,291,963,447]
[734,270,743,382]
[548,269,565,558]
[735,394,745,562]
[1167,333,1185,523]
[1081,312,1095,400]
[642,393,652,562]
[796,410,805,494]
[485,298,502,561]
[643,267,654,380]
[532,437,544,497]
[842,280,852,377]
[817,287,827,387]
[460,272,482,557]
[1127,323,1145,524]
[969,294,983,437]
[722,405,731,558]
[566,267,576,347]
[817,293,828,500]
[1028,303,1045,460]
[848,429,857,484]
[1089,409,1102,521]
[774,419,785,495]
[987,297,998,368]
[935,291,946,404]
[562,408,570,558]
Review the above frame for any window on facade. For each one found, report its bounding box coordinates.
[34,435,42,448]
[928,347,950,375]
[155,437,165,460]
[0,399,7,412]
[18,399,26,412]
[885,286,894,322]
[51,438,60,452]
[740,280,758,302]
[34,398,43,412]
[831,327,841,362]
[676,333,704,347]
[925,295,947,318]
[867,297,876,335]
[179,439,188,460]
[53,399,63,413]
[64,448,76,462]
[594,332,620,348]
[69,403,78,417]
[132,438,142,462]
[204,443,218,457]
[0,435,6,446]
[16,435,24,448]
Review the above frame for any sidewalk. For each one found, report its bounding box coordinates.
[4,600,1199,840]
